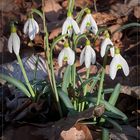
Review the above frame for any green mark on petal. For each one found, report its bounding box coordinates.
[117,64,122,70]
[64,56,68,61]
[86,22,91,27]
[68,25,72,30]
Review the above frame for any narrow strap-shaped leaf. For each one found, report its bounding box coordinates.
[0,74,31,97]
[103,88,114,94]
[105,117,122,132]
[103,111,123,120]
[90,72,101,92]
[57,88,75,112]
[76,7,88,23]
[81,76,100,89]
[85,97,127,121]
[109,83,121,106]
[31,9,43,18]
[112,23,140,35]
[62,65,71,93]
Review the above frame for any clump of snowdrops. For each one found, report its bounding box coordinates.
[1,0,140,139]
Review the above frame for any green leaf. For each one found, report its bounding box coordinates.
[57,88,75,113]
[90,72,101,91]
[76,7,88,23]
[74,33,87,47]
[62,65,71,93]
[0,74,31,97]
[81,76,100,89]
[31,9,43,18]
[112,23,140,35]
[51,34,68,51]
[85,97,127,121]
[103,111,123,120]
[109,83,121,106]
[103,88,114,94]
[105,117,122,132]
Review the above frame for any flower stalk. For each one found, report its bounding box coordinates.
[96,46,110,105]
[16,55,35,98]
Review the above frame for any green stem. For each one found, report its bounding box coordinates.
[50,53,63,117]
[42,0,53,87]
[102,128,110,140]
[16,55,35,98]
[81,68,90,111]
[96,47,109,105]
[68,0,75,14]
[94,0,98,12]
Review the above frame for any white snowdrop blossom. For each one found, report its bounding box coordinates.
[58,43,75,67]
[101,36,115,57]
[110,48,129,80]
[80,40,96,68]
[80,9,98,34]
[8,25,20,55]
[62,12,80,36]
[23,16,39,40]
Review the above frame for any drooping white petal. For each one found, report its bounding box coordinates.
[101,38,114,57]
[109,55,120,80]
[67,47,75,65]
[28,19,36,40]
[23,20,29,34]
[110,46,115,57]
[62,18,69,35]
[80,47,86,65]
[71,18,80,35]
[58,49,65,67]
[8,34,13,53]
[85,46,92,68]
[80,15,89,34]
[33,19,39,34]
[90,46,96,64]
[12,33,20,55]
[88,14,98,34]
[119,55,129,76]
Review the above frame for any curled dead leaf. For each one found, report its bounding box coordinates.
[60,123,93,140]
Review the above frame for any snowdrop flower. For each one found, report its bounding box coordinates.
[23,15,39,40]
[62,12,80,36]
[110,48,129,80]
[100,31,115,57]
[58,42,75,67]
[80,9,98,34]
[8,24,20,55]
[80,40,96,68]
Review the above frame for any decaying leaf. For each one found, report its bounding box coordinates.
[93,12,116,26]
[43,0,62,22]
[134,6,140,19]
[49,27,61,40]
[62,0,93,9]
[60,123,93,140]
